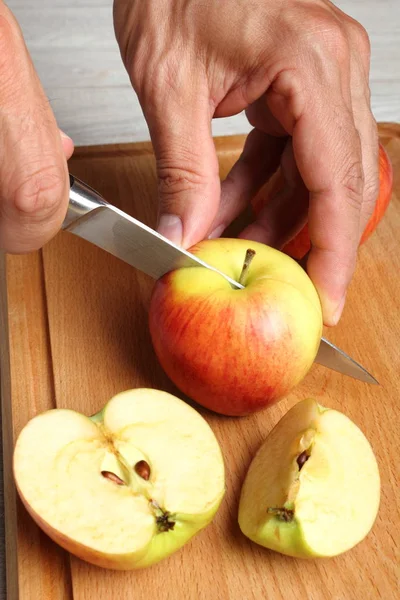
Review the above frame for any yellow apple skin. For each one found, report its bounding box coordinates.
[149,239,323,416]
[13,389,225,570]
[238,399,380,558]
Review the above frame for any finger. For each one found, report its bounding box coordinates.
[209,129,286,238]
[60,130,74,160]
[245,95,288,137]
[137,75,220,249]
[240,139,309,248]
[0,6,71,253]
[346,20,379,235]
[266,54,364,325]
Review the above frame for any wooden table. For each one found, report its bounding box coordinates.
[1,124,399,599]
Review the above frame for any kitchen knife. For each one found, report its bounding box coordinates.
[64,174,378,385]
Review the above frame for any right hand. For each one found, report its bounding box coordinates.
[114,0,378,327]
[0,2,73,253]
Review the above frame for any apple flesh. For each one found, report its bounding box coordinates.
[238,398,380,558]
[149,238,323,416]
[13,388,225,570]
[252,143,393,259]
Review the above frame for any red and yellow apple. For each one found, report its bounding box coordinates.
[149,238,323,416]
[238,398,380,558]
[13,388,225,570]
[252,143,393,259]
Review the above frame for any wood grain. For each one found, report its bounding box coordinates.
[1,125,399,599]
[0,253,73,600]
[7,0,400,146]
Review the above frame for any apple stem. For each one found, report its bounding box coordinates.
[239,249,256,286]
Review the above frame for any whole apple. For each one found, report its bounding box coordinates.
[149,239,323,416]
[13,388,225,570]
[252,143,393,260]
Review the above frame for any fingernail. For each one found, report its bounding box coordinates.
[208,224,225,239]
[331,293,347,326]
[157,214,183,246]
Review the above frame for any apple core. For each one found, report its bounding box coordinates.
[13,388,226,569]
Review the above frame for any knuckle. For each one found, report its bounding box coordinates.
[347,19,371,57]
[117,20,150,93]
[306,13,349,62]
[362,82,372,105]
[0,13,16,74]
[13,163,67,219]
[157,160,206,200]
[123,37,147,90]
[120,23,180,97]
[139,55,185,109]
[341,159,364,211]
[362,174,380,215]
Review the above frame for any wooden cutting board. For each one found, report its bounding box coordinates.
[1,124,399,600]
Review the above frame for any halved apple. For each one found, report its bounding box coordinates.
[13,388,225,570]
[238,399,380,558]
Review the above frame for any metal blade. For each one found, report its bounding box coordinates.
[64,204,241,288]
[64,177,379,385]
[315,337,378,384]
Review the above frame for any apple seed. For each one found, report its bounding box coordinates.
[238,248,256,286]
[267,507,294,522]
[296,450,310,471]
[134,460,151,481]
[101,471,125,486]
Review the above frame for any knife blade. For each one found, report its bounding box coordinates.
[63,174,378,385]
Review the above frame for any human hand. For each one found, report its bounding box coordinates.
[114,0,378,325]
[0,2,73,253]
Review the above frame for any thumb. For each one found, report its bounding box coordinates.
[143,93,221,248]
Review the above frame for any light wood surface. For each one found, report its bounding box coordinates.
[7,0,400,146]
[1,124,399,599]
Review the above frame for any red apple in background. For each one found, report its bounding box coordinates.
[252,143,393,260]
[149,239,323,417]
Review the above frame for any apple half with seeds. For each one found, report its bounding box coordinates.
[13,389,225,570]
[238,398,380,558]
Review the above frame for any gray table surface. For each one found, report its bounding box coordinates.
[1,1,399,597]
[7,0,400,147]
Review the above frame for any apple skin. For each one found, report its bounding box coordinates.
[13,389,225,570]
[238,398,380,558]
[149,239,323,416]
[252,143,393,260]
[16,487,220,570]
